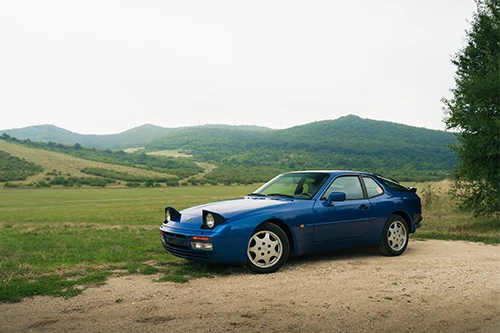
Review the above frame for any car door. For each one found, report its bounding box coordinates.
[313,175,373,242]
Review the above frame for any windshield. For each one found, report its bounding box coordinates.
[251,172,330,199]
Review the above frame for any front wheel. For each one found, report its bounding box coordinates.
[378,214,409,256]
[245,222,290,274]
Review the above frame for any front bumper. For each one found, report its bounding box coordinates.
[158,222,249,264]
[160,229,212,261]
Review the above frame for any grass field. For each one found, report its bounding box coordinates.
[0,185,255,302]
[0,183,498,303]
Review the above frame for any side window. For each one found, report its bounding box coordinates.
[363,177,384,198]
[322,176,364,200]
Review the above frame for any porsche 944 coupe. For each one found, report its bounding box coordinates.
[159,171,422,273]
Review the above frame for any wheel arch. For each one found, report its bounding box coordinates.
[391,210,411,230]
[377,211,411,256]
[256,218,296,257]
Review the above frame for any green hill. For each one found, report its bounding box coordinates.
[145,115,458,182]
[0,124,271,149]
[0,124,175,149]
[0,150,44,182]
[0,140,202,187]
[0,116,459,183]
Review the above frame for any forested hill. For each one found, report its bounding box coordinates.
[0,124,174,149]
[0,124,271,149]
[1,115,459,182]
[145,115,458,181]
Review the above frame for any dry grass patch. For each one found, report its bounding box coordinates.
[0,141,175,185]
[147,150,192,158]
[410,179,499,244]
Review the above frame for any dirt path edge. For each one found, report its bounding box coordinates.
[1,239,499,333]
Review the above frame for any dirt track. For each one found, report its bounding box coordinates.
[1,239,499,333]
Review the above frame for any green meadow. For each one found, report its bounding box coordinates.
[0,186,255,302]
[1,183,498,303]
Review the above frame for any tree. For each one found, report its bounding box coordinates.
[442,0,499,216]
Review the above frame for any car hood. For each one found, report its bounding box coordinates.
[179,197,295,222]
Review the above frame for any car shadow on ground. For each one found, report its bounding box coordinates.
[175,238,427,278]
[181,246,385,278]
[285,246,381,269]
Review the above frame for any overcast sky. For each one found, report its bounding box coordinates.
[1,0,476,134]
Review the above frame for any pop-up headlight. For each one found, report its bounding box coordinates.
[164,206,181,223]
[206,213,215,228]
[202,210,226,229]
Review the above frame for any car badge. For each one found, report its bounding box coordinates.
[187,217,192,221]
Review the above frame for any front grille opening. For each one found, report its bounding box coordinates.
[165,232,186,239]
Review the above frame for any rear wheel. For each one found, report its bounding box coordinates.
[378,214,409,256]
[245,222,289,274]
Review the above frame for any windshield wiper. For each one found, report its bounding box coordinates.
[266,193,294,198]
[247,193,267,197]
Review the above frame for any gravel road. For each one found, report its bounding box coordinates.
[1,239,499,333]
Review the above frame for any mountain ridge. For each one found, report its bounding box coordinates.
[0,123,272,149]
[144,115,458,182]
[1,115,458,182]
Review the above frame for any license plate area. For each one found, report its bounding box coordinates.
[164,232,188,248]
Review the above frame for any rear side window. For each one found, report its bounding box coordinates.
[363,177,384,198]
[377,176,411,191]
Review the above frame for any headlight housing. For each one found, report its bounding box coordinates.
[202,210,226,229]
[164,207,181,223]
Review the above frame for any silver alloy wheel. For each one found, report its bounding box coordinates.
[247,230,283,268]
[387,220,407,251]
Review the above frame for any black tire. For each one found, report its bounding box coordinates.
[378,214,409,256]
[245,222,290,274]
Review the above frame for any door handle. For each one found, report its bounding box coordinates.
[359,204,370,210]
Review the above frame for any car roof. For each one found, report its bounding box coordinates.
[285,170,371,174]
[284,170,373,176]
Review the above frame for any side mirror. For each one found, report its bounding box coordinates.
[328,192,346,206]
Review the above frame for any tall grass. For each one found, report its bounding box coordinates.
[412,180,499,244]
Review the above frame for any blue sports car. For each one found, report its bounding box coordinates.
[159,171,422,273]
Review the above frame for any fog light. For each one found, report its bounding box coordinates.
[191,242,213,251]
[160,235,166,246]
